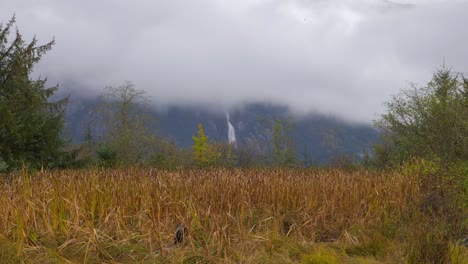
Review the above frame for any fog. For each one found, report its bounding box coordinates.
[2,0,467,122]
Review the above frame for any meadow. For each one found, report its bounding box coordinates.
[0,168,466,263]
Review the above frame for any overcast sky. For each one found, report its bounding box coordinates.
[1,0,467,122]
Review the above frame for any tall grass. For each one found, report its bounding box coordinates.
[0,168,462,263]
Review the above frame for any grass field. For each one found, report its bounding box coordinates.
[0,168,466,263]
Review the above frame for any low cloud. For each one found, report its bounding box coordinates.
[2,0,467,122]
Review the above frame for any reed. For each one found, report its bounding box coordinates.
[0,168,460,263]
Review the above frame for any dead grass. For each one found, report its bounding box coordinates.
[0,168,463,263]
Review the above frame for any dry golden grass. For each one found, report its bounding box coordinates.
[0,168,440,263]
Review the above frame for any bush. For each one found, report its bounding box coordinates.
[96,145,118,167]
[0,156,8,172]
[400,158,468,263]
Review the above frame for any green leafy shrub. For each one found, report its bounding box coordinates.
[96,145,118,167]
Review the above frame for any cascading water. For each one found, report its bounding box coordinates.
[226,112,237,146]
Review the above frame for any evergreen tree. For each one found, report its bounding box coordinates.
[0,16,67,169]
[192,123,219,167]
[192,123,209,166]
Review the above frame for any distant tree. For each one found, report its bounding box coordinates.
[96,81,157,165]
[210,142,237,167]
[192,123,211,167]
[301,145,317,168]
[191,123,227,167]
[328,153,355,168]
[150,138,182,169]
[374,67,468,167]
[264,117,297,167]
[235,140,266,168]
[72,124,96,167]
[0,16,68,170]
[83,125,94,147]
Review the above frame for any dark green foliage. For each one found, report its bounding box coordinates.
[374,68,468,262]
[96,145,118,167]
[374,67,468,167]
[0,16,67,170]
[150,138,186,169]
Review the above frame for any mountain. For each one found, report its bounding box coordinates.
[63,97,379,165]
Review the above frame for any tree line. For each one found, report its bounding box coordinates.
[79,81,299,169]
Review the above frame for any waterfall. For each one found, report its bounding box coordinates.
[226,112,236,145]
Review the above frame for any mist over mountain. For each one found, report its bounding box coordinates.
[63,95,379,165]
[4,1,468,124]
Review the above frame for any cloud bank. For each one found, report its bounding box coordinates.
[2,0,467,122]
